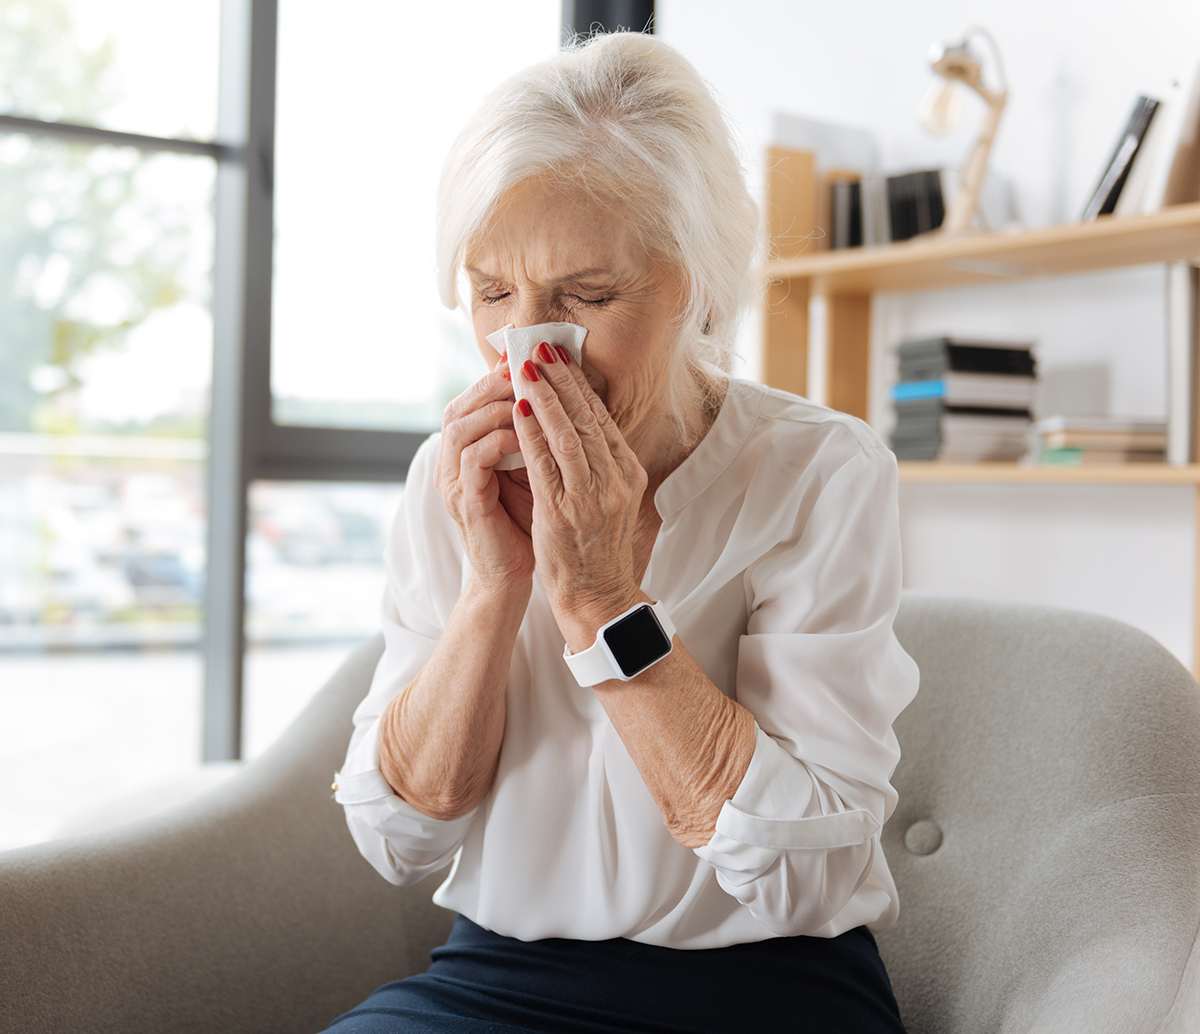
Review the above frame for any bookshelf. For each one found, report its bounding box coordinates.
[896,461,1200,485]
[760,148,1200,672]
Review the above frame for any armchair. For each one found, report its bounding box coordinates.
[1,595,1197,1032]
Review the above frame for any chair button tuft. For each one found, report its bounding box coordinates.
[904,820,944,856]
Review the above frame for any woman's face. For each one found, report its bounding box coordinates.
[464,177,685,447]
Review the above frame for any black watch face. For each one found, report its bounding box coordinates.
[603,606,671,677]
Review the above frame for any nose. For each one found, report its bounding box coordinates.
[512,293,554,329]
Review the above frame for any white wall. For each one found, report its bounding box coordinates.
[656,0,1200,667]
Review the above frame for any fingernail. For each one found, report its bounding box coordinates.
[555,345,570,364]
[517,398,533,417]
[522,360,540,382]
[502,369,511,381]
[537,342,556,364]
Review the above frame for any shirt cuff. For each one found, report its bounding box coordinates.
[693,726,881,886]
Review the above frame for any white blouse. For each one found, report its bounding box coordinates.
[335,379,919,949]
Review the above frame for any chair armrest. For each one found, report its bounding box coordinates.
[0,636,455,1034]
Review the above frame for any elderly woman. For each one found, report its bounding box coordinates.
[331,31,917,1034]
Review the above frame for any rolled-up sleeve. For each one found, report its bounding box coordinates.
[694,445,919,935]
[334,435,476,886]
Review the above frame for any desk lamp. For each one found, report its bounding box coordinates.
[918,27,1008,235]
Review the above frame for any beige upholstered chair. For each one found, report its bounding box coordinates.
[1,595,1198,1033]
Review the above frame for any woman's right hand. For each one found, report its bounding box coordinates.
[437,357,536,590]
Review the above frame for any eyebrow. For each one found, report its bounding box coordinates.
[465,266,616,287]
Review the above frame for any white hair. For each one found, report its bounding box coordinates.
[435,32,760,424]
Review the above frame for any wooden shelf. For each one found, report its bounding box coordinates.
[764,202,1200,294]
[898,462,1200,485]
[759,146,1200,675]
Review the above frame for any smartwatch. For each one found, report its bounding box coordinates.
[563,601,677,686]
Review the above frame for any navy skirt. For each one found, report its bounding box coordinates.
[323,915,906,1033]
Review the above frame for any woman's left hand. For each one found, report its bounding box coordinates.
[512,343,649,644]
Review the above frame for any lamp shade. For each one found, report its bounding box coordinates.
[919,78,962,135]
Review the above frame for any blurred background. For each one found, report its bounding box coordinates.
[3,0,1198,849]
[0,0,558,848]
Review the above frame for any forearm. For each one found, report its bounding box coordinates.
[378,575,530,820]
[565,598,756,848]
[597,660,755,847]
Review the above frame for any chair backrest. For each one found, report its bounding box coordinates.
[11,598,1195,1034]
[884,594,1200,1033]
[0,635,455,1034]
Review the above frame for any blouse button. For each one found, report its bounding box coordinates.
[904,820,944,856]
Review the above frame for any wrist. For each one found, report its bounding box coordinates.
[563,599,677,686]
[556,586,649,655]
[464,571,533,621]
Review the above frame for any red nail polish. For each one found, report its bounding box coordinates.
[522,360,540,382]
[555,345,570,364]
[502,370,511,381]
[517,398,533,417]
[537,342,556,364]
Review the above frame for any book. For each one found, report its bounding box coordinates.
[1039,429,1167,451]
[1038,447,1165,466]
[1033,415,1167,434]
[885,170,948,242]
[897,337,1037,379]
[1081,95,1161,220]
[891,371,1036,409]
[1032,415,1168,465]
[829,176,864,249]
[893,428,1030,462]
[1141,62,1200,212]
[1115,82,1181,216]
[891,337,1037,462]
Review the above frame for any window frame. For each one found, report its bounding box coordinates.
[3,0,652,762]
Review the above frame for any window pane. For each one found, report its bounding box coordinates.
[0,648,208,849]
[0,135,214,847]
[243,479,402,756]
[1,135,214,632]
[271,0,560,431]
[0,0,220,140]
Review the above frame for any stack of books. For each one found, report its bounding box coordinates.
[1033,416,1167,466]
[890,337,1037,461]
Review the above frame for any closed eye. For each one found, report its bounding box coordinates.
[481,292,511,304]
[569,295,608,306]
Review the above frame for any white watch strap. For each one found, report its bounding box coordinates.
[563,601,676,686]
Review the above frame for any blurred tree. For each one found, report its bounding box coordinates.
[0,0,206,435]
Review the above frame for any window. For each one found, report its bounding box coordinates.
[0,0,565,848]
[270,1,560,432]
[0,0,221,848]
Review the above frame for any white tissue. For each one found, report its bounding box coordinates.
[485,322,587,470]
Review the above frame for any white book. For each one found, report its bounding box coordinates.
[940,372,1035,407]
[942,413,1032,438]
[1140,62,1200,213]
[1033,415,1166,434]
